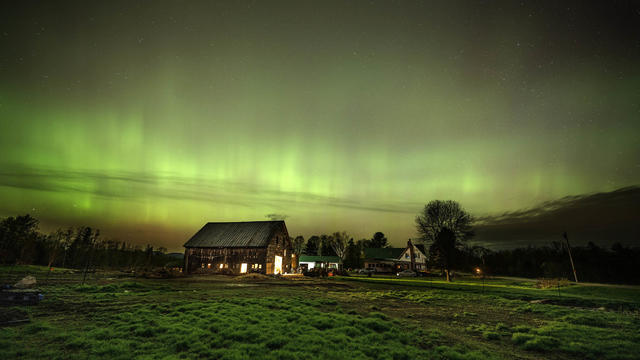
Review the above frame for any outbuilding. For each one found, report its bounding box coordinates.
[298,255,341,271]
[183,221,295,275]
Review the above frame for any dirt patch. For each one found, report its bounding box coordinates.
[235,273,271,281]
[0,308,29,326]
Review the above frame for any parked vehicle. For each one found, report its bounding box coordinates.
[357,268,374,274]
[396,270,417,277]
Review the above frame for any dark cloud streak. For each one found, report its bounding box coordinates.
[473,187,640,249]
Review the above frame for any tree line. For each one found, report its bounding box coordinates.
[413,200,640,284]
[0,214,180,270]
[291,231,390,269]
[4,201,638,284]
[479,242,640,284]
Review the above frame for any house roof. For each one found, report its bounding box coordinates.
[184,221,287,248]
[415,244,427,256]
[299,255,341,263]
[363,247,405,260]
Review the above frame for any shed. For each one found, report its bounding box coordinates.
[298,255,341,271]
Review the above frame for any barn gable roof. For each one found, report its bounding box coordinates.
[184,221,287,248]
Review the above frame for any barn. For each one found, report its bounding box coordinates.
[183,221,295,275]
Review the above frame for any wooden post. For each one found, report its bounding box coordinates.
[563,232,578,283]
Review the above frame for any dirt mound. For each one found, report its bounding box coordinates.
[235,273,270,281]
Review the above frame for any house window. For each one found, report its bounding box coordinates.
[405,254,409,259]
[219,264,224,269]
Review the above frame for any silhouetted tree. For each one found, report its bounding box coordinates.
[292,236,305,256]
[330,231,349,264]
[416,201,474,281]
[429,228,459,281]
[0,214,40,264]
[344,238,362,269]
[369,232,389,248]
[304,235,320,255]
[319,234,337,257]
[415,200,474,243]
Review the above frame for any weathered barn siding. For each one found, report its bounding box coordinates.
[183,221,294,274]
[184,247,268,273]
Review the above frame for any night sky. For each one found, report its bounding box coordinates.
[1,1,639,251]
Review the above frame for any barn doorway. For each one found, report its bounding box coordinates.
[274,255,283,274]
[240,263,248,274]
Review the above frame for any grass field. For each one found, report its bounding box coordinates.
[1,266,639,359]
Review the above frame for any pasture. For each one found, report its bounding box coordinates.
[1,266,639,359]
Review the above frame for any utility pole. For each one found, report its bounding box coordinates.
[563,232,578,283]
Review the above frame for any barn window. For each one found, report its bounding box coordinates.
[240,263,247,273]
[207,263,212,269]
[219,264,224,269]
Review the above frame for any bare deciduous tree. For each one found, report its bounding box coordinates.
[330,231,349,262]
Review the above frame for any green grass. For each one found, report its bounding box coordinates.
[0,283,491,360]
[338,275,640,310]
[1,268,640,359]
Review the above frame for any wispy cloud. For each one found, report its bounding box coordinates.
[0,164,420,215]
[472,186,640,249]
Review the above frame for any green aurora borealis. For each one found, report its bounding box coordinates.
[1,1,639,250]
